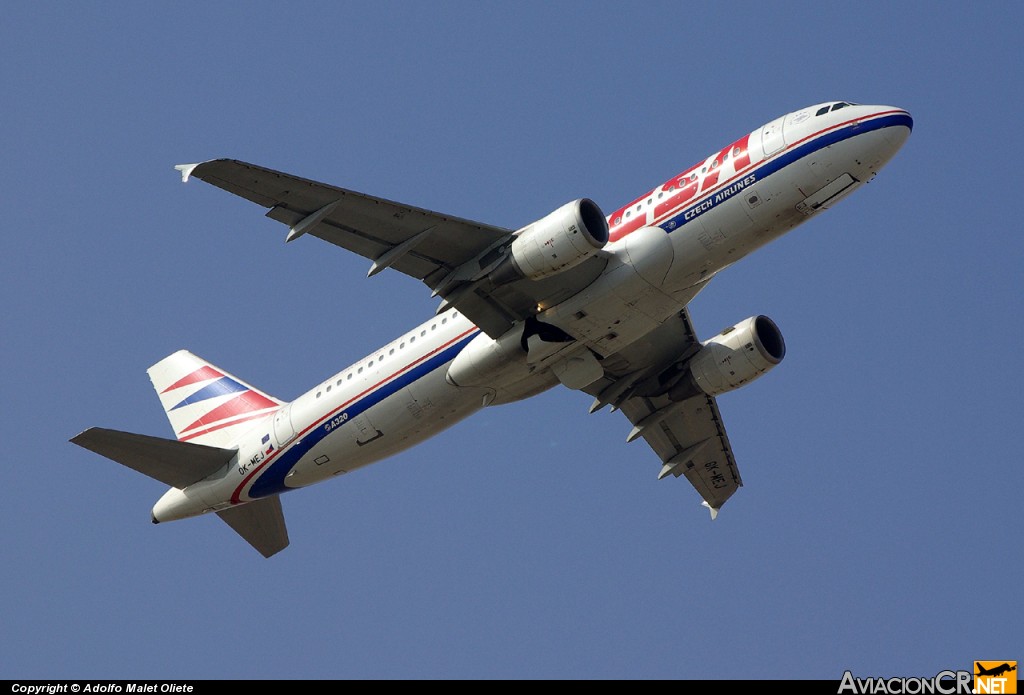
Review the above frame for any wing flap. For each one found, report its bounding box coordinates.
[580,308,743,514]
[217,497,290,558]
[265,203,445,281]
[620,393,742,511]
[70,427,235,489]
[178,159,614,338]
[184,158,510,277]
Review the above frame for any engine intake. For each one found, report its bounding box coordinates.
[491,199,609,283]
[669,315,785,401]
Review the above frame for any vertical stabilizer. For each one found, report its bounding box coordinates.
[148,350,283,448]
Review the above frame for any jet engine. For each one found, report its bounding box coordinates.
[668,315,786,401]
[490,199,609,283]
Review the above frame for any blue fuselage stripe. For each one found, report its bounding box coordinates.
[659,113,913,231]
[247,114,913,499]
[248,332,477,498]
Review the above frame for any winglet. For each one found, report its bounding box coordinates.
[702,501,719,520]
[174,162,202,183]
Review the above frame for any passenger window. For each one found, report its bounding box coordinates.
[316,391,321,398]
[358,367,363,374]
[614,216,621,224]
[368,360,374,367]
[441,317,447,324]
[326,385,331,392]
[625,211,631,218]
[733,146,741,157]
[420,330,426,337]
[347,373,352,380]
[410,336,415,343]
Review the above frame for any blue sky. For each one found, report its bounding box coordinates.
[3,2,1020,679]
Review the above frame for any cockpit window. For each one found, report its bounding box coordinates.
[817,102,854,116]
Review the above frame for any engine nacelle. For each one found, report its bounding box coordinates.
[669,315,786,400]
[491,199,609,283]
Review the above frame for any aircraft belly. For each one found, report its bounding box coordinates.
[533,119,904,369]
[538,262,686,359]
[282,369,485,488]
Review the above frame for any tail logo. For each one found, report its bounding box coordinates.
[162,366,277,438]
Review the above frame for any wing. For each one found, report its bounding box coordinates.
[582,308,741,516]
[178,161,743,512]
[619,392,741,516]
[177,159,607,338]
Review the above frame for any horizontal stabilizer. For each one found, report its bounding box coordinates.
[217,497,289,558]
[70,427,235,489]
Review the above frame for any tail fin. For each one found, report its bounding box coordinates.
[148,350,282,448]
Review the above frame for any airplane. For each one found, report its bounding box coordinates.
[976,663,1017,678]
[71,101,912,557]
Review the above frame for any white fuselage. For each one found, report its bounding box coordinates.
[153,102,912,522]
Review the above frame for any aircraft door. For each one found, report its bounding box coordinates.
[273,403,296,446]
[782,107,812,146]
[761,116,785,157]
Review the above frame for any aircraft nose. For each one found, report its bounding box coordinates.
[880,105,913,149]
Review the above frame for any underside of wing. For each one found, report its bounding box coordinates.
[619,392,741,515]
[179,158,509,279]
[582,308,742,516]
[178,159,608,337]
